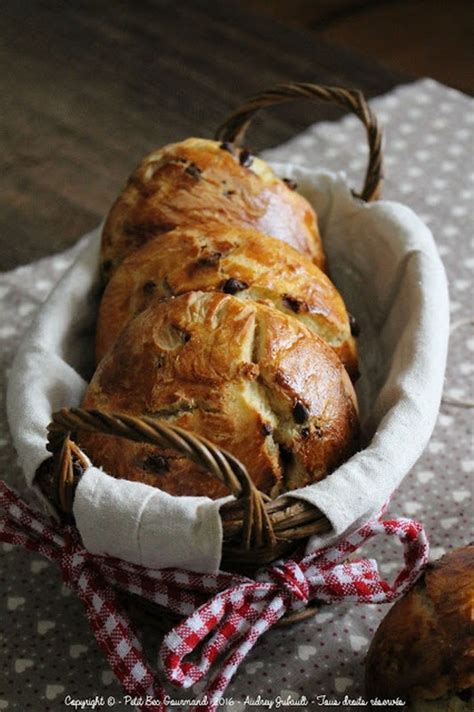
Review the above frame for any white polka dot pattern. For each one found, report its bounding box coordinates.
[0,79,472,708]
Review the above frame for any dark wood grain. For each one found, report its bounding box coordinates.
[0,0,407,270]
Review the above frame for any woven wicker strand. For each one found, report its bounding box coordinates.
[46,408,279,552]
[45,408,333,563]
[216,82,383,202]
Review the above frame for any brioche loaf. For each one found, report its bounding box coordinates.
[365,545,474,710]
[88,129,362,501]
[95,222,358,377]
[100,138,325,281]
[80,291,359,499]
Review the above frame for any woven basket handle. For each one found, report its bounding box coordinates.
[216,82,383,202]
[45,408,276,550]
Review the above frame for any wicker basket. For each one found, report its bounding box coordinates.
[35,83,384,603]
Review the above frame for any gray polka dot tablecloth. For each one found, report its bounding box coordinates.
[0,79,473,710]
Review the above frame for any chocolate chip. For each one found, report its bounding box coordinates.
[224,189,236,197]
[292,401,309,424]
[279,445,293,465]
[239,149,253,168]
[143,280,156,294]
[283,177,298,191]
[196,252,221,267]
[101,260,112,277]
[185,163,202,178]
[349,314,360,337]
[221,278,249,294]
[171,325,191,343]
[143,454,169,474]
[261,423,273,437]
[219,141,235,155]
[124,221,175,237]
[301,427,310,439]
[282,294,306,313]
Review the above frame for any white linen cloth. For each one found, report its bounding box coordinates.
[6,167,449,573]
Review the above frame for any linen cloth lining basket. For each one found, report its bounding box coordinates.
[7,84,449,625]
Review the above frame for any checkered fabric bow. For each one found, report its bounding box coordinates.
[0,480,429,712]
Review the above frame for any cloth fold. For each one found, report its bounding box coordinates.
[74,467,223,573]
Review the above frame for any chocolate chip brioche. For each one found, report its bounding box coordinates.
[80,291,359,499]
[95,223,358,377]
[100,138,325,281]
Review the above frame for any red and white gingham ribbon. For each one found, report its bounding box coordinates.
[0,480,429,711]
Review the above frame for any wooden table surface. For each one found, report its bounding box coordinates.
[0,0,408,270]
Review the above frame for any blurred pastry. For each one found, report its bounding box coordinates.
[365,545,474,710]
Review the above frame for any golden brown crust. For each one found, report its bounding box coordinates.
[95,223,357,376]
[80,292,359,499]
[365,545,474,703]
[100,138,325,281]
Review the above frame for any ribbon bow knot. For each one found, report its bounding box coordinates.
[0,480,429,712]
[59,535,88,584]
[265,560,309,611]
